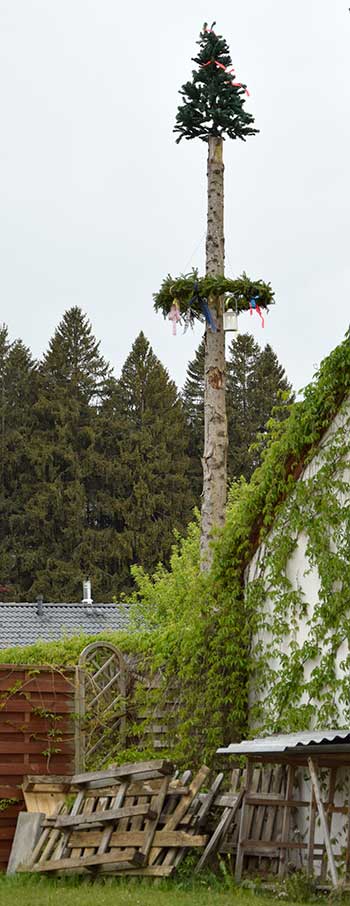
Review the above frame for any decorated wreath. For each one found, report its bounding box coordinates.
[153,270,275,334]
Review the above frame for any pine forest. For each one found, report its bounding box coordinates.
[0,308,293,602]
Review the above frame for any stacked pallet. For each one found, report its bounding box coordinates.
[20,759,214,878]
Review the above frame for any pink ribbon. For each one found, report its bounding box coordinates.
[168,303,181,336]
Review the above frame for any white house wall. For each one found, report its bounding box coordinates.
[245,394,350,728]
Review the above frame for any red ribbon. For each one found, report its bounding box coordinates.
[202,60,235,74]
[232,82,250,97]
[201,61,250,96]
[249,302,265,328]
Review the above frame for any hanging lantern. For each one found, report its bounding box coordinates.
[223,307,238,334]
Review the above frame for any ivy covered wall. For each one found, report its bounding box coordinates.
[246,397,350,733]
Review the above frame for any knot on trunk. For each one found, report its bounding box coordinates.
[208,367,224,390]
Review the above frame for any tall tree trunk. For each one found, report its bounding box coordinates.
[200,135,227,568]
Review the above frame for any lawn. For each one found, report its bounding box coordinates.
[0,875,329,906]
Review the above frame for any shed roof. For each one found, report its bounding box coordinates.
[0,602,130,650]
[217,731,350,764]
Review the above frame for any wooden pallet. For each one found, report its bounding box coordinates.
[18,760,213,877]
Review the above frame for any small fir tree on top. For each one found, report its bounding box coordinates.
[174,23,259,143]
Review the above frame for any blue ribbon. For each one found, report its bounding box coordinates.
[200,299,217,332]
[188,281,217,332]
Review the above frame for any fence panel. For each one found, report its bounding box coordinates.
[0,664,76,871]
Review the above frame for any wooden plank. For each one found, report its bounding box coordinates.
[22,775,72,791]
[99,865,175,877]
[55,803,157,828]
[265,766,285,876]
[196,773,224,828]
[27,802,66,867]
[195,788,244,874]
[23,791,66,816]
[251,766,272,853]
[245,796,309,808]
[235,759,253,882]
[29,848,144,873]
[70,796,96,861]
[212,793,241,808]
[148,765,210,866]
[54,790,85,861]
[278,764,295,878]
[308,757,338,888]
[139,776,169,863]
[240,840,324,851]
[71,760,174,786]
[69,830,209,849]
[307,786,316,876]
[96,782,128,857]
[7,812,44,874]
[321,768,336,883]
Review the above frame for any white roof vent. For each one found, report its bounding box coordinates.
[82,579,93,606]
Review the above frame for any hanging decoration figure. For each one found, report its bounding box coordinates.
[168,300,182,335]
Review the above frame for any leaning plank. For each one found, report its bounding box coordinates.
[195,789,244,874]
[7,812,44,875]
[55,803,156,828]
[30,848,145,873]
[149,765,210,866]
[308,757,338,889]
[196,773,224,828]
[139,776,170,862]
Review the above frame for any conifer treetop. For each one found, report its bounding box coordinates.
[174,23,259,143]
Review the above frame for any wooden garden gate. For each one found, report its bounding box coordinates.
[76,642,129,771]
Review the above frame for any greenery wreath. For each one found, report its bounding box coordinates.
[153,269,275,324]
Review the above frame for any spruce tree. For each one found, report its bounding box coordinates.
[182,338,205,503]
[227,335,294,480]
[112,333,193,593]
[183,333,294,493]
[0,327,38,597]
[17,308,113,601]
[174,24,258,567]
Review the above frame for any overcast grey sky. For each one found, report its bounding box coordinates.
[1,0,349,394]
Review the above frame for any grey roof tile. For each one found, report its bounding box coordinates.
[0,603,130,649]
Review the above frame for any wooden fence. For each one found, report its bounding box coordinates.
[0,665,76,871]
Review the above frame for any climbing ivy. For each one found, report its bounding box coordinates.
[247,413,350,732]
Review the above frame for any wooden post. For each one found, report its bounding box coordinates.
[74,666,85,773]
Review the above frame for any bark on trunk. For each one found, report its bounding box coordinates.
[200,135,228,569]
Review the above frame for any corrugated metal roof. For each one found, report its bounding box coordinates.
[0,602,130,650]
[217,730,350,755]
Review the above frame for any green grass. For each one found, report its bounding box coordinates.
[0,875,337,906]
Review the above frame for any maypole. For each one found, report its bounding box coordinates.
[154,23,274,568]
